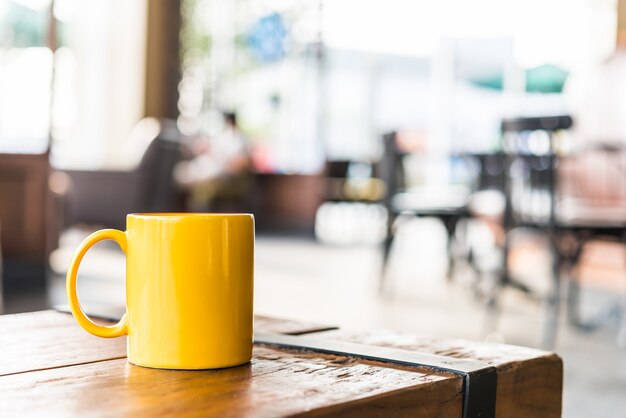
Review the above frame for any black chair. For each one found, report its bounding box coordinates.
[495,115,626,347]
[379,132,471,291]
[558,145,626,343]
[313,159,386,244]
[325,160,352,199]
[323,160,384,203]
[495,116,571,347]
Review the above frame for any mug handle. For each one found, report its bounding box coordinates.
[66,229,128,338]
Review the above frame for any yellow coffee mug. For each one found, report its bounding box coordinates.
[66,213,254,370]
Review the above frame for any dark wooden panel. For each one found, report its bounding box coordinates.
[253,174,324,232]
[0,153,54,262]
[0,171,26,253]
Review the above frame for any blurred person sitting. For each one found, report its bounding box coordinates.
[175,112,250,211]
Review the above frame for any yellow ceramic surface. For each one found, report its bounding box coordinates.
[66,213,254,370]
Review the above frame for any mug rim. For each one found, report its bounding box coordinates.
[128,213,253,219]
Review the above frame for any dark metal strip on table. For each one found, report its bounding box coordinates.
[255,332,497,418]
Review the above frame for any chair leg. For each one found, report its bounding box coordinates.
[566,263,582,327]
[543,287,560,349]
[380,212,396,293]
[564,235,583,326]
[484,271,503,337]
[542,238,562,349]
[565,238,594,331]
[483,231,508,337]
[500,229,511,289]
[444,216,460,282]
[617,292,626,348]
[620,251,626,348]
[500,230,533,294]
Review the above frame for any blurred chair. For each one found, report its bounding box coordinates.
[324,160,353,202]
[314,160,386,244]
[558,145,626,343]
[379,132,471,291]
[496,116,570,348]
[324,160,385,204]
[495,115,626,347]
[59,118,184,231]
[463,153,507,297]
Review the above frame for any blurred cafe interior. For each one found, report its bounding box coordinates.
[0,0,625,416]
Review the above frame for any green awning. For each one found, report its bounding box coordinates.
[470,64,569,93]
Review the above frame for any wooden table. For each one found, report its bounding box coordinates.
[0,310,562,417]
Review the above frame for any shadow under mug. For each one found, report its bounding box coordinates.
[66,213,254,370]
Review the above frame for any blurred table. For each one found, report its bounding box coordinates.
[0,310,562,417]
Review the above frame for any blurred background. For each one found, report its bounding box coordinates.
[0,0,625,416]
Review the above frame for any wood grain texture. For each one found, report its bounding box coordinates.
[0,347,463,418]
[0,311,562,417]
[0,310,126,376]
[0,311,334,377]
[318,329,563,418]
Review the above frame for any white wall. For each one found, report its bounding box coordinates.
[51,0,147,169]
